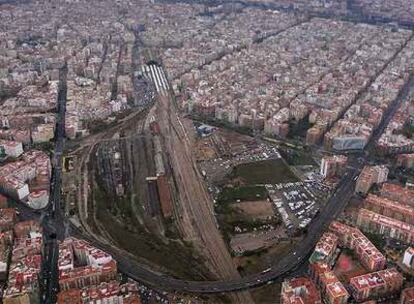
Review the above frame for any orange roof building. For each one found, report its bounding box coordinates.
[58,281,141,304]
[309,262,349,304]
[309,232,338,264]
[364,194,414,225]
[349,268,404,302]
[58,238,117,291]
[281,277,322,304]
[401,287,414,304]
[329,221,386,271]
[0,208,16,232]
[381,183,414,207]
[356,208,414,243]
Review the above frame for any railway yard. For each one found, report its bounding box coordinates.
[62,78,335,302]
[3,0,414,302]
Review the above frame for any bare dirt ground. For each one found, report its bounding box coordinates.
[230,226,286,254]
[232,200,275,219]
[235,239,299,276]
[195,142,217,161]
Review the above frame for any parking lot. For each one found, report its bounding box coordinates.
[267,181,328,233]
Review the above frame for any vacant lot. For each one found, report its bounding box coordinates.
[215,186,280,242]
[232,200,274,219]
[250,282,282,304]
[230,227,285,253]
[195,142,217,161]
[279,147,316,166]
[235,239,299,276]
[218,185,267,203]
[230,159,299,184]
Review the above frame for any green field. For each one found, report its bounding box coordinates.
[216,160,297,238]
[217,185,267,203]
[230,159,299,184]
[215,185,280,241]
[279,147,316,166]
[250,282,282,304]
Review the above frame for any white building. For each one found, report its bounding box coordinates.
[0,178,30,201]
[27,190,49,209]
[403,247,414,269]
[0,140,23,158]
[375,165,389,184]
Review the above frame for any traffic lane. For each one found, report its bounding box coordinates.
[66,164,359,294]
[41,68,401,297]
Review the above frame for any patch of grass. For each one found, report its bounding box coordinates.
[5,198,15,208]
[250,282,282,304]
[215,186,280,241]
[219,212,279,238]
[288,114,313,139]
[364,232,387,251]
[279,147,316,166]
[189,114,253,136]
[237,240,298,276]
[230,159,298,184]
[397,121,414,139]
[217,186,267,203]
[86,109,134,135]
[31,141,54,154]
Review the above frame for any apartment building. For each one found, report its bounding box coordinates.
[356,208,414,243]
[281,277,322,304]
[355,165,389,195]
[309,262,349,304]
[309,232,338,265]
[363,194,414,225]
[58,238,118,291]
[349,268,404,302]
[320,155,348,179]
[329,221,386,271]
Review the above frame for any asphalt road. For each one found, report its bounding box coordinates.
[34,63,414,299]
[59,72,414,294]
[42,63,68,304]
[67,161,360,293]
